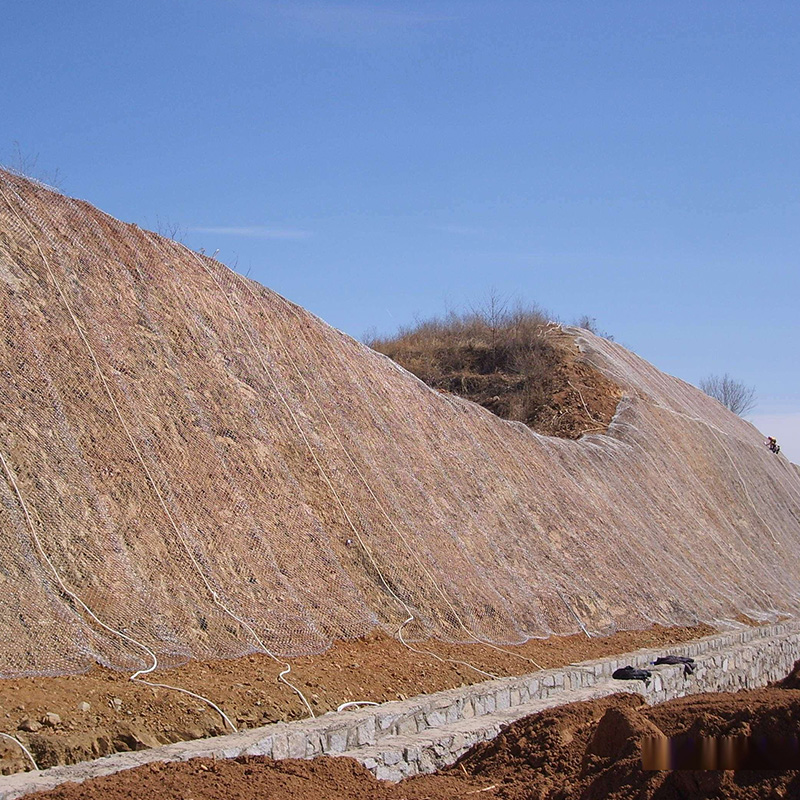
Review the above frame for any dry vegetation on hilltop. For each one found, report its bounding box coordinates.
[366,300,622,439]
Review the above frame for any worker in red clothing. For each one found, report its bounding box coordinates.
[766,436,780,454]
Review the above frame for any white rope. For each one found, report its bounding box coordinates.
[225,269,505,675]
[613,417,778,608]
[230,270,541,673]
[64,207,320,717]
[0,732,39,772]
[129,235,320,717]
[612,420,760,608]
[566,380,604,426]
[130,680,237,732]
[648,398,782,547]
[430,367,604,649]
[0,440,237,736]
[336,701,379,712]
[452,328,700,636]
[0,185,238,734]
[162,246,501,682]
[556,590,592,638]
[572,333,791,611]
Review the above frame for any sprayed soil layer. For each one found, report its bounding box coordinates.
[20,663,800,800]
[5,171,800,720]
[0,624,715,774]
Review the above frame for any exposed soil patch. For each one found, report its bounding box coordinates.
[21,662,800,800]
[532,328,622,439]
[369,314,622,439]
[424,682,800,799]
[0,624,713,774]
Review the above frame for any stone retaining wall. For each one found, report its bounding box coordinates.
[1,620,798,799]
[352,621,800,780]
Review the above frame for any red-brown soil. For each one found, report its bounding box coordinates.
[0,624,714,774]
[506,327,623,439]
[370,320,622,440]
[538,329,623,439]
[21,663,800,800]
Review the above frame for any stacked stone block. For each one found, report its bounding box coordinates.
[2,620,798,798]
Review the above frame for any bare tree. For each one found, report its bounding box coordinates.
[155,215,186,243]
[573,314,614,341]
[699,373,756,416]
[6,141,64,189]
[361,325,380,347]
[471,290,511,372]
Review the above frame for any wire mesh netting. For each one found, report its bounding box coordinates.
[1,169,799,678]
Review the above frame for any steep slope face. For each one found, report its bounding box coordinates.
[1,171,799,678]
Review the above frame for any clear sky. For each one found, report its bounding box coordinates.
[4,1,799,460]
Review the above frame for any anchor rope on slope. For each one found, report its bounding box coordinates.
[0,184,240,749]
[164,241,541,678]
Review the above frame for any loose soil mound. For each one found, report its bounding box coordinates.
[0,624,712,773]
[369,317,622,439]
[21,672,800,800]
[446,688,800,799]
[774,659,800,689]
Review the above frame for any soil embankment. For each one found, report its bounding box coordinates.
[19,660,800,800]
[3,172,800,794]
[0,624,712,773]
[2,169,800,683]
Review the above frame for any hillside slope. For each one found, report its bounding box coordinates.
[1,170,799,678]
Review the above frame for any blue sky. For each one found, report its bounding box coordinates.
[4,0,799,459]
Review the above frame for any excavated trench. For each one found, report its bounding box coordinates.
[2,620,799,800]
[0,624,715,775]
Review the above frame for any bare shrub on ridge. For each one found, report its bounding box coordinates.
[700,374,757,416]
